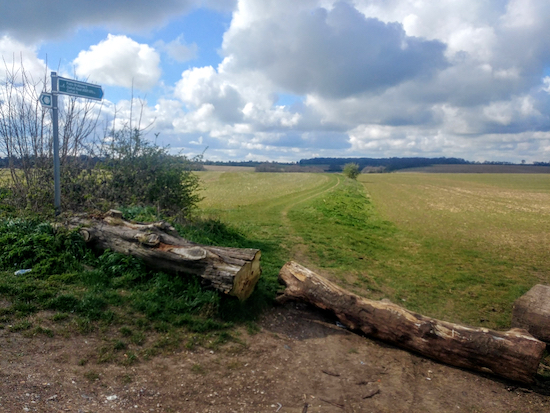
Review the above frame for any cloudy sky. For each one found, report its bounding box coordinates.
[2,0,550,163]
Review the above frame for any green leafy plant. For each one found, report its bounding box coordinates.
[343,162,360,180]
[96,128,202,221]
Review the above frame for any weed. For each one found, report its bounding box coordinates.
[97,345,115,364]
[190,363,205,375]
[113,340,127,351]
[52,312,69,322]
[209,331,232,348]
[9,320,32,332]
[121,352,138,366]
[32,326,54,337]
[119,326,132,337]
[118,373,133,384]
[73,317,94,334]
[185,334,203,351]
[130,331,146,346]
[245,321,261,335]
[83,371,99,382]
[154,322,171,333]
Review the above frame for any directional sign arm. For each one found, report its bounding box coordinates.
[57,77,103,101]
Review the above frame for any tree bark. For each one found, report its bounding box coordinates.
[69,210,261,300]
[278,261,545,383]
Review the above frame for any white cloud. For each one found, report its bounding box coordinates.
[156,36,197,63]
[223,1,447,99]
[73,35,161,90]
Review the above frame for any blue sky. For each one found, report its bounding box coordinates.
[2,0,550,163]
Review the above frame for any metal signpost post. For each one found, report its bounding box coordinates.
[40,73,103,215]
[51,72,61,215]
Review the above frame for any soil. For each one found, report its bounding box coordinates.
[1,303,549,413]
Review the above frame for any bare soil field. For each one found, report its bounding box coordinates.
[1,303,549,413]
[202,165,256,172]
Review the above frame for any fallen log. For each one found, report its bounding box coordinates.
[69,210,261,300]
[278,261,545,383]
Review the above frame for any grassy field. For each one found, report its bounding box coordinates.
[0,169,548,362]
[198,171,550,329]
[398,164,550,173]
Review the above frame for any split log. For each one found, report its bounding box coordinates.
[512,284,550,343]
[69,210,261,300]
[278,261,545,383]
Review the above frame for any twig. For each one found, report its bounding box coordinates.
[362,388,380,399]
[276,402,282,412]
[302,403,309,413]
[319,398,345,409]
[321,370,340,377]
[308,319,353,333]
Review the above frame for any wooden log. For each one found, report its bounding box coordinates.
[70,210,261,300]
[278,261,545,383]
[512,284,550,343]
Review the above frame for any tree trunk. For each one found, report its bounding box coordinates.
[278,261,545,383]
[69,210,261,300]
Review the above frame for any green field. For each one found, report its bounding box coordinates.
[198,171,550,329]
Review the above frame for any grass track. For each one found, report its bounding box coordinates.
[197,171,342,300]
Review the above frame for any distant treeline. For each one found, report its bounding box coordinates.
[298,157,471,172]
[5,156,550,173]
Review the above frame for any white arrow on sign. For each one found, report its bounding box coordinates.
[39,92,53,108]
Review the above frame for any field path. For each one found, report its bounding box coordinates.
[280,174,342,220]
[275,174,343,261]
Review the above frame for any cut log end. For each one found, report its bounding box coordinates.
[230,250,262,300]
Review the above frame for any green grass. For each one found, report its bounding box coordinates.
[0,215,246,357]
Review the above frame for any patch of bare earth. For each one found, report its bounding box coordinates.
[1,304,549,413]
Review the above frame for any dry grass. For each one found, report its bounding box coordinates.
[358,173,550,327]
[197,171,329,209]
[399,164,550,173]
[0,168,12,185]
[361,173,550,268]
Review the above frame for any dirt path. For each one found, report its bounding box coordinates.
[1,303,549,413]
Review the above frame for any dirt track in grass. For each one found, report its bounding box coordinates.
[1,303,549,413]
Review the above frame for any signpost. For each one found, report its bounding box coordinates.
[43,72,103,215]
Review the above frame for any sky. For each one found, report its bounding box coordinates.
[1,0,550,163]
